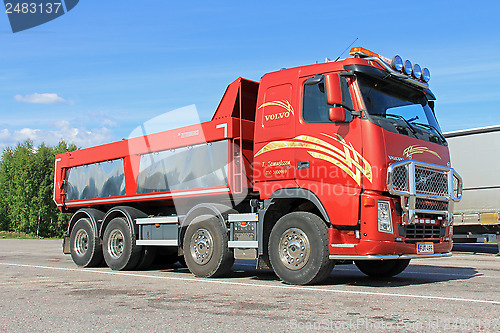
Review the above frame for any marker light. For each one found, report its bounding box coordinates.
[422,67,431,82]
[412,64,422,79]
[349,47,380,58]
[391,55,403,71]
[403,60,412,75]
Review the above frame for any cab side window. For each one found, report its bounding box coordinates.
[303,80,329,122]
[303,76,353,123]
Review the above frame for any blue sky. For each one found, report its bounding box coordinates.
[1,0,499,149]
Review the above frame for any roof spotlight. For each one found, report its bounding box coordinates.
[412,64,422,79]
[422,68,431,82]
[403,60,412,75]
[391,55,403,72]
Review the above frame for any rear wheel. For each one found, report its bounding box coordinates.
[70,218,103,267]
[103,217,142,271]
[183,215,234,278]
[269,212,334,285]
[355,259,410,278]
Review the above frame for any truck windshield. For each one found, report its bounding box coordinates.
[357,75,446,145]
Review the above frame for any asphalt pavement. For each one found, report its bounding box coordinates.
[0,239,499,332]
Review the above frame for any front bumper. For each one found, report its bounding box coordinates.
[329,252,451,260]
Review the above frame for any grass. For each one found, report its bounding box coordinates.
[0,231,36,239]
[0,231,61,239]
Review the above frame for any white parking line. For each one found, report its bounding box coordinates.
[1,262,499,305]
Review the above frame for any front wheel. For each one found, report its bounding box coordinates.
[355,259,410,278]
[269,212,334,285]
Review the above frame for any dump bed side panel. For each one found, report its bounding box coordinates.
[54,117,256,211]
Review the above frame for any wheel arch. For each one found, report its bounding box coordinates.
[67,208,104,238]
[100,206,147,239]
[180,203,235,248]
[269,188,330,224]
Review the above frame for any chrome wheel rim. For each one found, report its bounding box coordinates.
[108,229,125,260]
[190,228,214,265]
[74,229,89,257]
[279,228,311,270]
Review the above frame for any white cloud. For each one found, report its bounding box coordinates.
[0,121,115,150]
[14,93,70,104]
[0,129,9,137]
[102,118,118,127]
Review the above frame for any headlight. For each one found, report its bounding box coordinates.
[378,200,393,233]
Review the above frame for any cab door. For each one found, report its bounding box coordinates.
[294,74,367,226]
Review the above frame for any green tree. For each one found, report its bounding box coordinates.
[0,140,77,237]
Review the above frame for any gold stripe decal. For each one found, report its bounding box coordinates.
[403,145,441,159]
[258,100,295,116]
[255,133,372,186]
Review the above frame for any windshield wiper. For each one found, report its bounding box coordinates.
[412,122,446,143]
[384,113,417,135]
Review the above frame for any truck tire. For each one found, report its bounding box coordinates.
[355,259,410,278]
[70,218,103,267]
[183,214,234,278]
[103,217,142,271]
[269,212,334,285]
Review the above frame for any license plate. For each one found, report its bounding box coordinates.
[416,242,434,254]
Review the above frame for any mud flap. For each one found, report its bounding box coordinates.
[62,233,71,254]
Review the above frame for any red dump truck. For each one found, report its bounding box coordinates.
[55,47,462,285]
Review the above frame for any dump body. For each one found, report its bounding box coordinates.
[445,126,500,235]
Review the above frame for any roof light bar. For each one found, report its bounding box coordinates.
[349,47,431,83]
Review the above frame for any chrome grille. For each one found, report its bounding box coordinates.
[415,198,448,212]
[415,167,448,196]
[391,167,409,192]
[404,225,442,239]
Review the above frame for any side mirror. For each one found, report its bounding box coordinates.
[329,107,347,122]
[325,74,342,105]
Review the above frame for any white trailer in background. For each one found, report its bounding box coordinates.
[444,126,500,250]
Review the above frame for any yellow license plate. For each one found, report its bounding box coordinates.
[416,242,434,254]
